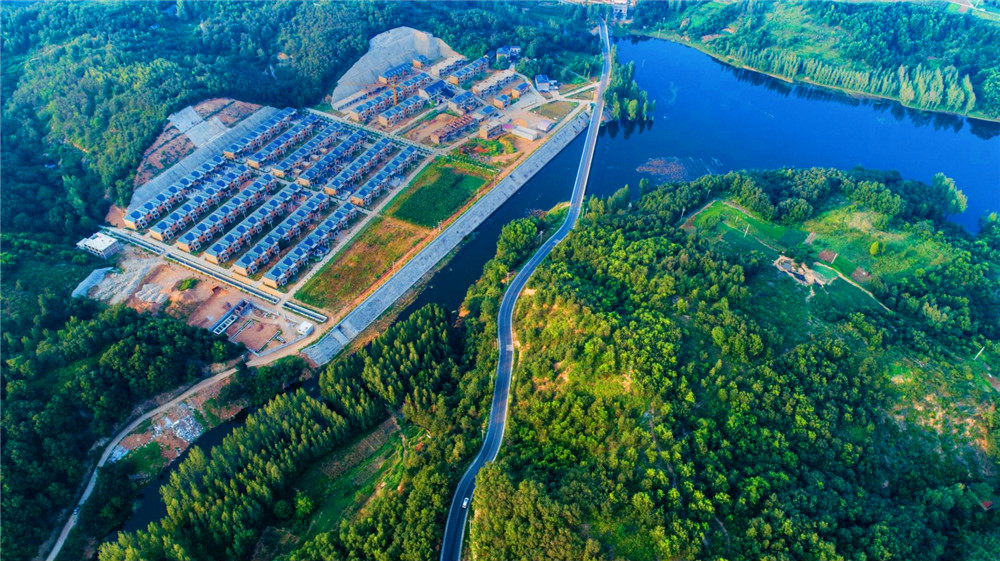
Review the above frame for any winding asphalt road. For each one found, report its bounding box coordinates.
[42,343,310,561]
[439,20,611,561]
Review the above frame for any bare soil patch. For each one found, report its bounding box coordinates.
[851,266,871,283]
[105,205,127,228]
[405,113,456,145]
[134,129,196,185]
[186,284,245,329]
[773,255,830,286]
[231,319,280,352]
[192,98,232,119]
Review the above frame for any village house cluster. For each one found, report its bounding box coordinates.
[119,109,428,289]
[338,43,557,147]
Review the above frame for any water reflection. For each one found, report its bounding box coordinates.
[714,52,999,140]
[603,118,655,140]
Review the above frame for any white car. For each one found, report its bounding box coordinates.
[461,497,470,509]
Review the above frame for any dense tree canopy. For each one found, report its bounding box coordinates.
[467,168,999,560]
[98,390,349,561]
[0,4,600,558]
[1,305,239,561]
[604,46,655,122]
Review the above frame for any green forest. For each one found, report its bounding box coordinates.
[604,45,655,122]
[630,1,1000,120]
[465,168,1000,559]
[1,304,240,561]
[92,212,563,561]
[4,2,1000,560]
[83,170,1000,561]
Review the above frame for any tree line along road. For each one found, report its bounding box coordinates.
[438,19,612,561]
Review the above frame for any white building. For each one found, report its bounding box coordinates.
[512,125,540,141]
[77,233,121,259]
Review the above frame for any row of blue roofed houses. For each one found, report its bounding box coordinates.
[149,164,254,241]
[348,145,422,206]
[263,204,359,288]
[176,175,279,252]
[246,113,321,169]
[446,56,489,86]
[321,137,394,196]
[124,155,237,230]
[347,72,433,123]
[269,122,346,178]
[125,103,430,290]
[378,95,427,127]
[223,107,297,159]
[379,62,413,83]
[296,130,368,188]
[428,56,467,79]
[232,191,330,277]
[204,188,298,264]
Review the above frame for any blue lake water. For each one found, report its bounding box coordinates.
[591,37,1000,233]
[115,34,1000,539]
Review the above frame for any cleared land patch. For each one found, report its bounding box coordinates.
[803,207,951,281]
[690,200,808,253]
[690,200,879,310]
[386,157,494,228]
[532,100,578,121]
[295,216,428,311]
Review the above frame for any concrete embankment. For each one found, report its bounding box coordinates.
[303,109,592,365]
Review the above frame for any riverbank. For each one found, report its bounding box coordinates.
[626,28,1000,125]
[304,109,592,365]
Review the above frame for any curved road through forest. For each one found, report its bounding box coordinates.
[439,20,611,561]
[43,343,308,561]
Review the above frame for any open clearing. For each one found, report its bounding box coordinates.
[802,206,951,281]
[689,199,880,310]
[248,420,419,560]
[690,200,808,252]
[532,100,578,122]
[386,157,493,228]
[295,216,428,311]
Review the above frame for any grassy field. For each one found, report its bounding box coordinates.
[124,441,165,477]
[532,100,578,121]
[295,216,428,311]
[567,88,596,101]
[692,200,808,252]
[297,424,416,541]
[802,207,951,281]
[692,200,951,283]
[690,200,880,314]
[462,136,517,158]
[386,157,494,228]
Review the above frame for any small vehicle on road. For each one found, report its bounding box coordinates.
[73,507,81,516]
[461,497,470,509]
